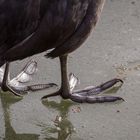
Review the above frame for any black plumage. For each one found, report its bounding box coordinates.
[0,0,104,64]
[0,0,123,103]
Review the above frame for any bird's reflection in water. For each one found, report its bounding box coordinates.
[42,99,76,140]
[0,92,76,140]
[41,82,123,140]
[0,93,39,140]
[0,78,122,140]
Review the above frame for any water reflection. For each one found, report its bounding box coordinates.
[42,99,76,140]
[0,78,122,140]
[0,93,39,140]
[0,92,76,140]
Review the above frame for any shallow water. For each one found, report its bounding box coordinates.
[1,0,140,139]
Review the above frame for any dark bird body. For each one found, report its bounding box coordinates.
[0,0,105,64]
[0,0,124,103]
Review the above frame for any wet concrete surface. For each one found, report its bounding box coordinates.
[0,0,140,139]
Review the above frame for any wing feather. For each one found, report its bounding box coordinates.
[0,0,41,52]
[0,0,90,62]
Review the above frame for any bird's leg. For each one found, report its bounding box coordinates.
[59,55,70,99]
[42,56,124,103]
[1,62,21,96]
[42,55,70,99]
[1,62,9,91]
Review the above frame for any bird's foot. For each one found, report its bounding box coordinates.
[42,73,124,103]
[0,60,57,96]
[1,82,22,96]
[70,76,124,103]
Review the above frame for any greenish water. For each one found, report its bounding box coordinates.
[0,92,76,140]
[0,84,122,140]
[0,93,39,140]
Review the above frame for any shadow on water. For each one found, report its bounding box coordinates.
[41,99,76,140]
[0,92,39,140]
